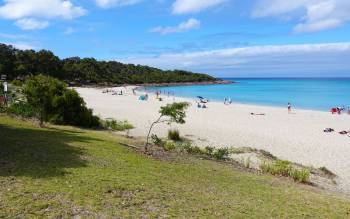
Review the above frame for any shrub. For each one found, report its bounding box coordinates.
[7,101,37,118]
[184,144,202,154]
[213,148,229,160]
[164,141,176,151]
[176,142,190,153]
[204,146,214,156]
[151,134,164,147]
[0,82,3,95]
[103,119,134,131]
[11,79,23,87]
[168,129,180,141]
[0,105,7,113]
[290,169,310,183]
[145,102,190,149]
[24,75,100,128]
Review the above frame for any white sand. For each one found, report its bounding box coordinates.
[75,86,350,193]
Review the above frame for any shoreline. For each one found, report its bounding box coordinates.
[138,86,334,113]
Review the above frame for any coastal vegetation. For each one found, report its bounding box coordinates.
[102,118,134,132]
[24,75,99,127]
[260,160,311,183]
[1,115,350,218]
[145,102,190,149]
[167,129,181,141]
[1,75,101,128]
[0,43,216,85]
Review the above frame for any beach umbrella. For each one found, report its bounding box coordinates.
[197,96,204,99]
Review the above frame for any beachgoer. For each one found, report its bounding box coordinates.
[224,98,227,104]
[336,106,342,115]
[197,102,201,108]
[228,98,232,104]
[288,102,291,113]
[202,103,207,108]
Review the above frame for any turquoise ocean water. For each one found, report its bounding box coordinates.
[144,78,350,111]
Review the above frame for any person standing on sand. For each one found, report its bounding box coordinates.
[288,102,292,113]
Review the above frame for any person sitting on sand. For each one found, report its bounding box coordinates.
[197,102,201,108]
[202,103,207,109]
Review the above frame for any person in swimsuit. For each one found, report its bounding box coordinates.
[288,102,291,113]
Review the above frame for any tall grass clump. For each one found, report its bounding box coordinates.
[103,119,134,131]
[168,129,181,141]
[260,160,310,183]
[290,169,310,183]
[213,148,229,160]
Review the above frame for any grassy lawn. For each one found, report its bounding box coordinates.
[0,115,350,218]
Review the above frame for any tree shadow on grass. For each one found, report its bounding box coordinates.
[0,124,101,178]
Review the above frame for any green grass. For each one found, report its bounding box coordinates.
[1,115,350,218]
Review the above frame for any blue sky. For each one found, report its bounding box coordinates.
[1,0,350,77]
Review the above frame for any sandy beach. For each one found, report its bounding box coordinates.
[76,86,350,193]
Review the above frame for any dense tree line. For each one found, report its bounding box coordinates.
[0,43,216,84]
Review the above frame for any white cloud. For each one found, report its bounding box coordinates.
[0,0,86,30]
[15,18,49,30]
[119,42,350,77]
[150,18,201,35]
[95,0,142,8]
[172,0,226,14]
[2,41,36,50]
[0,0,86,20]
[252,0,350,33]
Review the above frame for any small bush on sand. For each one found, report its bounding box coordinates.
[168,129,181,141]
[290,169,310,183]
[164,141,176,151]
[151,134,164,147]
[145,102,189,150]
[204,146,214,156]
[213,148,229,160]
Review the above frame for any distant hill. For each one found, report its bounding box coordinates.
[0,43,218,85]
